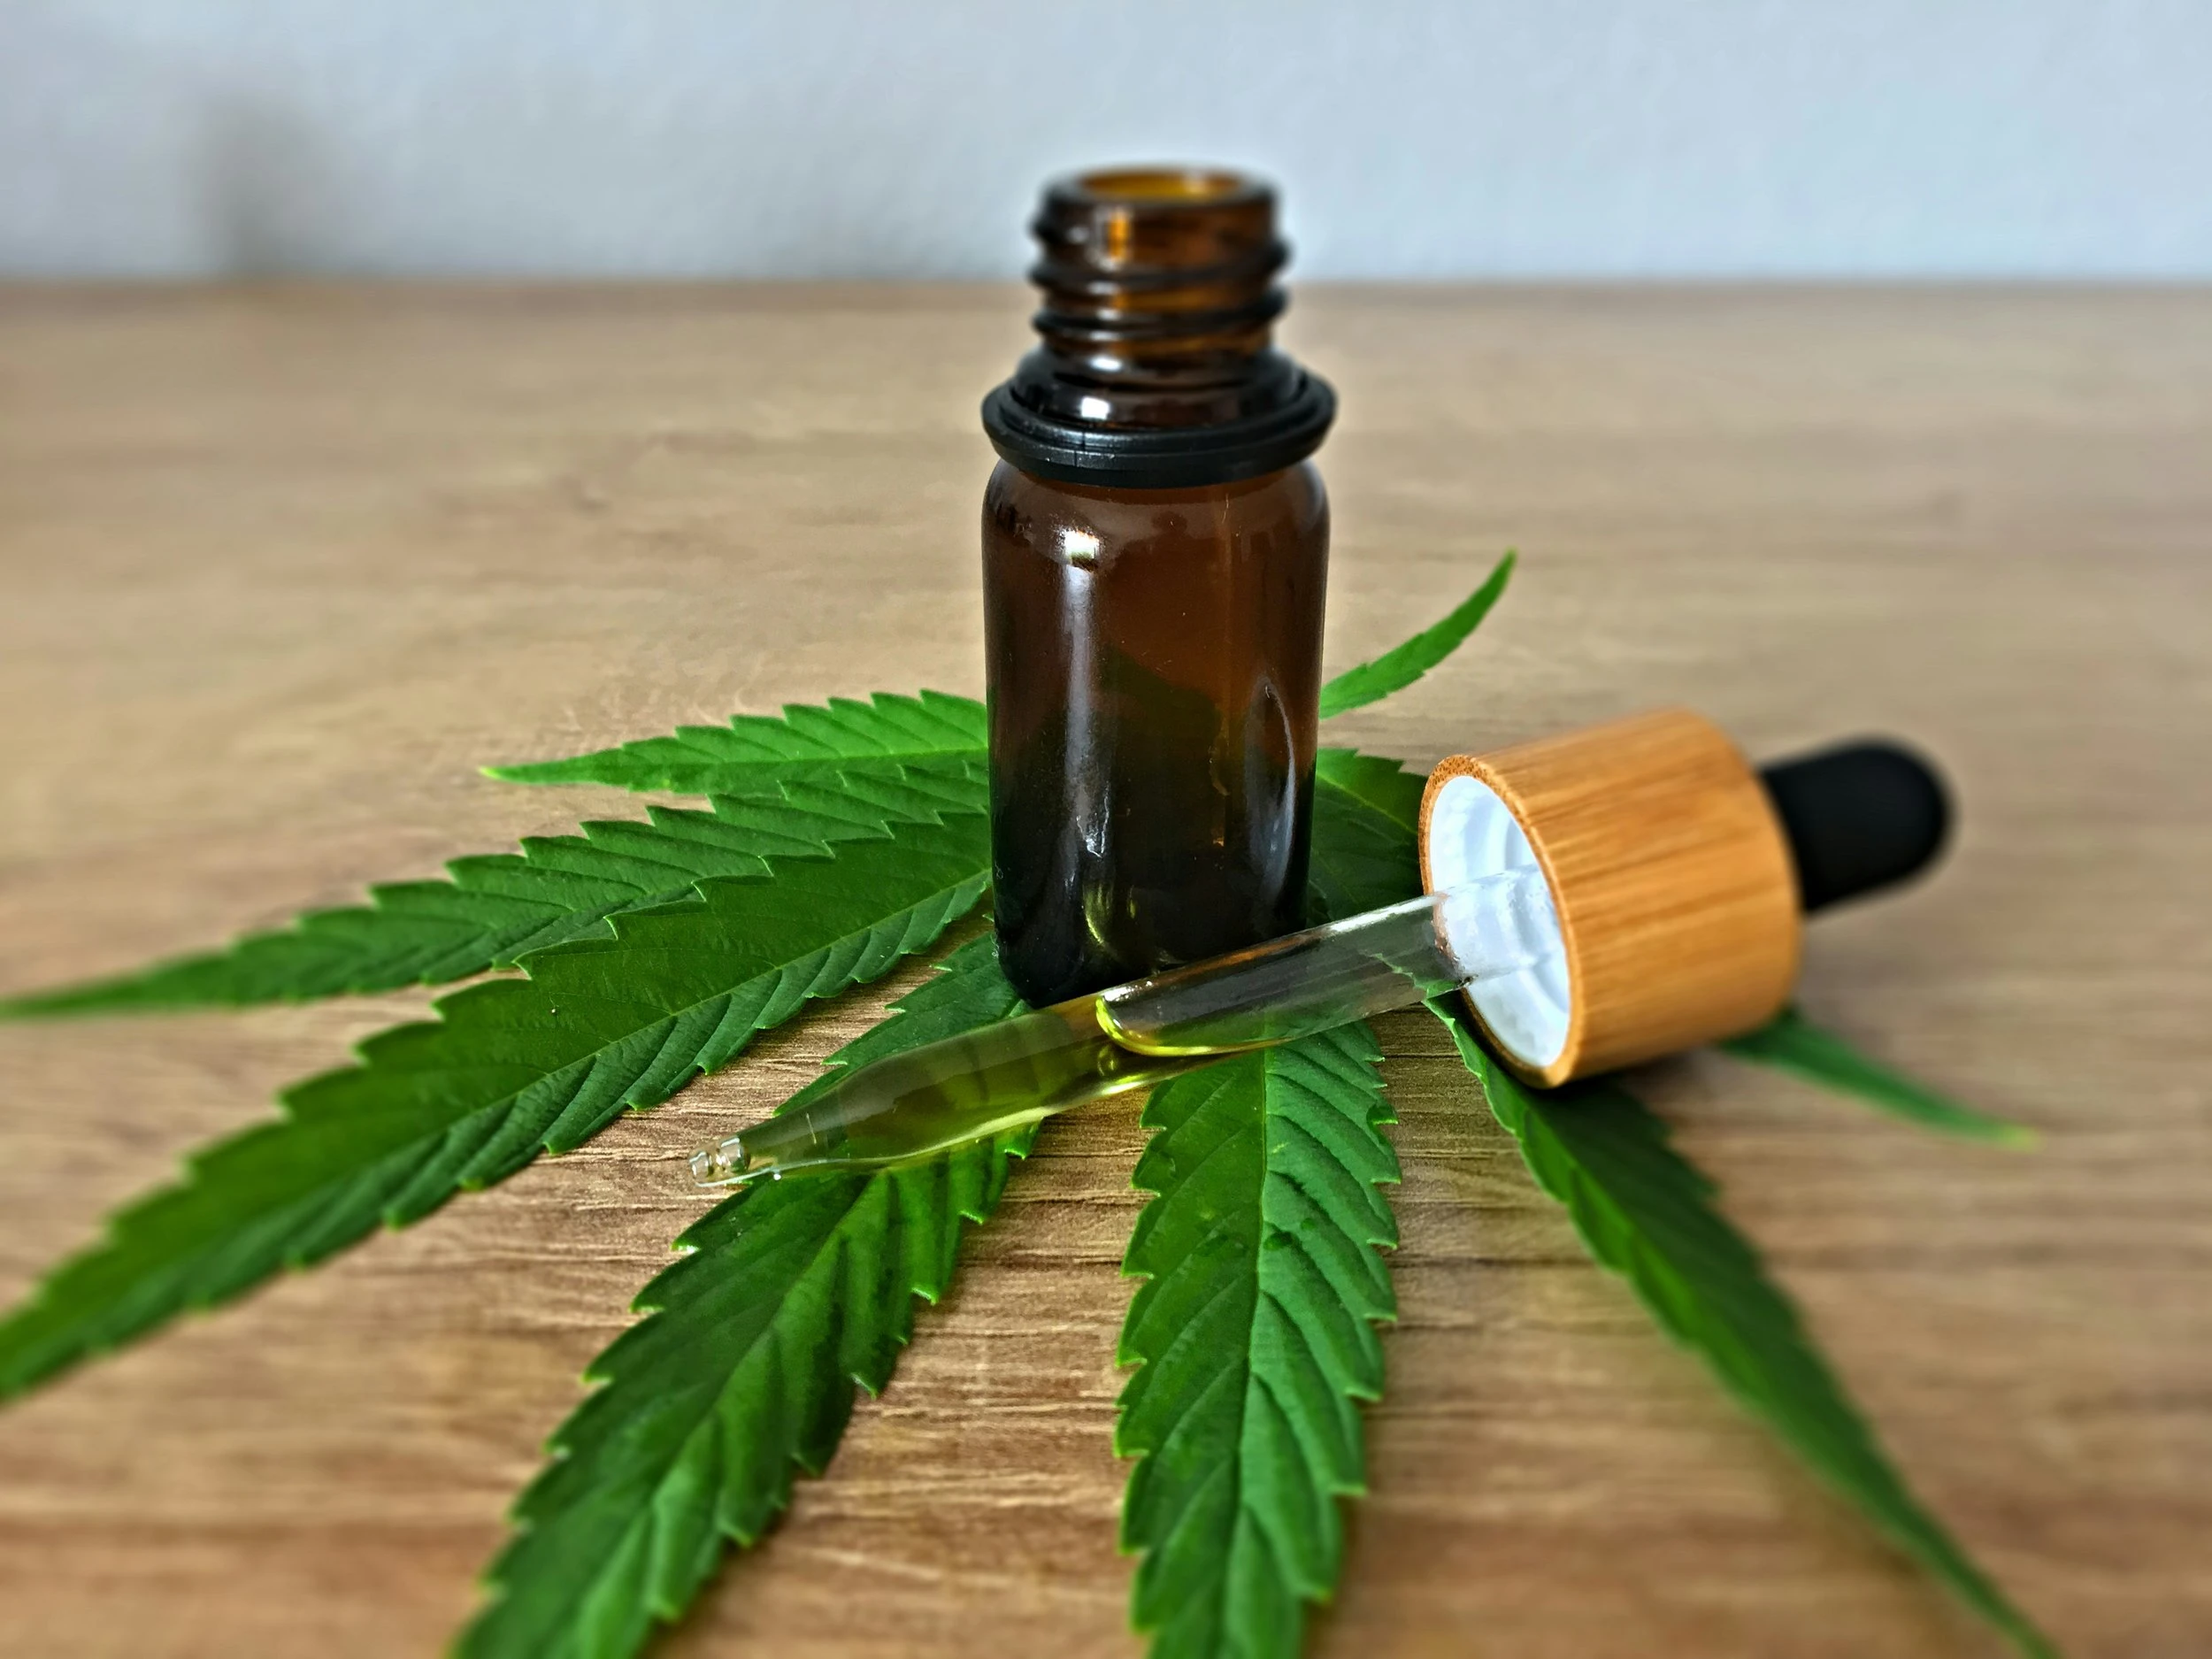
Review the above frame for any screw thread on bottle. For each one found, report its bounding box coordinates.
[1020,167,1289,423]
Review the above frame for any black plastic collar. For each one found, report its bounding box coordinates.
[980,372,1336,490]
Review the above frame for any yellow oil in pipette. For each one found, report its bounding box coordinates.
[689,867,1558,1187]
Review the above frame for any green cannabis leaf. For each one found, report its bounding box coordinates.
[458,734,1440,1659]
[0,771,987,1018]
[462,749,1432,1659]
[1316,549,1515,719]
[0,803,990,1398]
[1307,748,1426,922]
[0,546,2052,1656]
[1722,1006,2036,1145]
[1432,1001,2055,1659]
[1118,1024,1399,1659]
[486,689,988,797]
[459,934,1031,1659]
[1311,747,1425,831]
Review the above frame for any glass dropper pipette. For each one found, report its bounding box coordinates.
[690,864,1561,1187]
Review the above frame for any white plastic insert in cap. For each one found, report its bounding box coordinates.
[1423,772,1571,1071]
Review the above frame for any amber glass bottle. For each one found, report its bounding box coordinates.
[981,167,1335,1006]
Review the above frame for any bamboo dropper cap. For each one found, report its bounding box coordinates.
[1417,708,1948,1087]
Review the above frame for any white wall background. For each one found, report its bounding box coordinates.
[5,0,2208,280]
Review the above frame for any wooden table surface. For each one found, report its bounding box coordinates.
[1,285,2207,1659]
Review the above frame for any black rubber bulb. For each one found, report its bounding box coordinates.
[1756,740,1952,913]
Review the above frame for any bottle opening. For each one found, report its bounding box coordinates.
[1071,167,1260,206]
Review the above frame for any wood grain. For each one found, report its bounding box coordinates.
[0,283,2208,1658]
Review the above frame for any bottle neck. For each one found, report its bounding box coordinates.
[1013,167,1297,430]
[983,166,1333,489]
